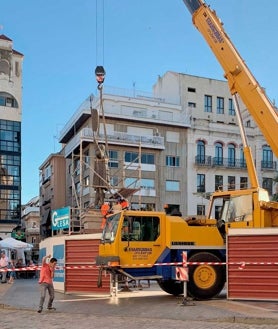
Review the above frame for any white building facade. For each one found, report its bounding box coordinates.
[153,72,277,216]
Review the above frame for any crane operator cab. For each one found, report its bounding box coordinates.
[210,192,254,238]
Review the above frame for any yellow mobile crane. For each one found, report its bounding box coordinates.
[96,1,278,300]
[183,0,278,156]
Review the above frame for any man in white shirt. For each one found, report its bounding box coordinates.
[0,250,9,283]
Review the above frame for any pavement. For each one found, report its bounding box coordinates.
[1,278,278,329]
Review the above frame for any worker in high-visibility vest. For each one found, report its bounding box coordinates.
[100,202,110,229]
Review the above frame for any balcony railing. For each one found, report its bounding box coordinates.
[195,155,212,166]
[261,160,277,170]
[195,156,247,169]
[65,127,165,157]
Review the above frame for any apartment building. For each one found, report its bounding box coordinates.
[0,35,23,239]
[39,72,277,234]
[154,72,277,215]
[39,153,66,238]
[21,196,40,260]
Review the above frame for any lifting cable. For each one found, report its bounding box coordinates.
[95,0,105,66]
[94,0,109,156]
[93,0,113,198]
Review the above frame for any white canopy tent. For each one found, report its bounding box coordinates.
[0,237,33,250]
[0,237,33,264]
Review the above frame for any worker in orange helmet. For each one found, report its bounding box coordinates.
[120,198,129,210]
[100,202,110,229]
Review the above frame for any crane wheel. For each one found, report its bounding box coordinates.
[187,252,225,300]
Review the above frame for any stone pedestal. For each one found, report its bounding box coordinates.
[81,209,103,233]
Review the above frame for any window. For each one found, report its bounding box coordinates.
[125,178,154,190]
[215,206,222,220]
[188,102,196,108]
[141,153,155,164]
[83,150,90,171]
[75,181,80,194]
[131,203,155,211]
[219,194,253,223]
[0,120,21,152]
[110,176,119,187]
[262,145,273,169]
[197,174,205,192]
[214,142,223,165]
[240,177,248,189]
[83,176,89,187]
[166,156,180,167]
[0,145,21,223]
[84,150,90,165]
[228,176,235,190]
[0,60,9,75]
[197,205,205,216]
[84,201,90,209]
[217,97,224,114]
[197,140,205,163]
[43,164,51,181]
[228,144,236,167]
[262,177,273,196]
[74,158,80,175]
[125,152,154,164]
[246,120,251,127]
[140,179,155,189]
[166,180,180,191]
[125,151,139,163]
[215,175,223,191]
[0,93,18,108]
[125,177,139,188]
[0,96,5,106]
[109,150,118,168]
[188,87,196,93]
[121,216,160,242]
[204,95,212,113]
[228,98,235,116]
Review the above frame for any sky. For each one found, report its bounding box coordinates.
[1,0,278,204]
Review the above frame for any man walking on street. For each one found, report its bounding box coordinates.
[0,250,9,283]
[37,254,57,313]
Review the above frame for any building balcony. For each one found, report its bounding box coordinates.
[195,156,247,169]
[195,155,212,166]
[261,160,277,171]
[64,127,165,158]
[59,87,191,144]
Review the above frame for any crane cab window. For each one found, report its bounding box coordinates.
[121,216,160,241]
[219,194,253,223]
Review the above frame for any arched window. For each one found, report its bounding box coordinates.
[262,146,273,169]
[228,144,236,167]
[214,142,223,165]
[0,59,10,75]
[197,140,205,164]
[0,92,19,108]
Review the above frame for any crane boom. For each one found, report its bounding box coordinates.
[183,0,278,157]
